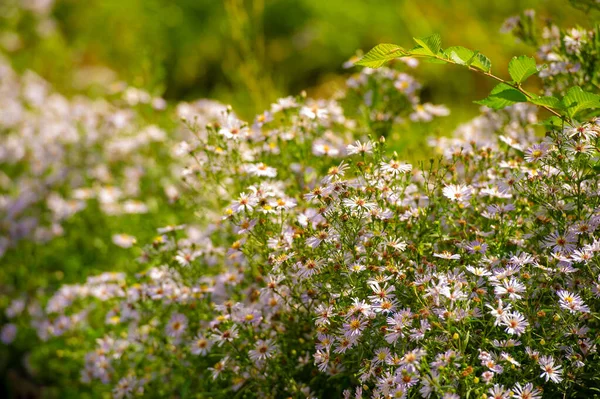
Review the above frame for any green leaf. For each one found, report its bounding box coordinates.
[562,86,600,117]
[445,46,474,65]
[413,33,442,56]
[409,46,435,57]
[538,115,564,129]
[508,55,539,83]
[474,83,527,109]
[355,44,406,68]
[530,95,563,109]
[443,46,491,72]
[471,53,492,72]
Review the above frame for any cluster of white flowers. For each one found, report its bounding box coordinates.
[0,56,181,257]
[2,10,600,399]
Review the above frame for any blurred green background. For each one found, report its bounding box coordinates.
[1,0,595,123]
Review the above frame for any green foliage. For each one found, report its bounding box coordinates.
[1,2,600,395]
[562,86,600,118]
[474,83,527,109]
[412,33,442,55]
[356,44,406,68]
[507,55,539,83]
[445,46,491,72]
[530,95,563,109]
[356,34,493,74]
[358,32,600,122]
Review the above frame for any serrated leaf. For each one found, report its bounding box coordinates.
[355,44,406,68]
[530,95,563,109]
[471,53,491,72]
[445,46,475,65]
[413,33,442,56]
[443,46,490,72]
[538,115,564,129]
[424,58,450,64]
[562,86,600,117]
[409,46,435,56]
[508,55,539,83]
[474,83,527,109]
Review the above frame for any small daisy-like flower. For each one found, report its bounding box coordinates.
[270,197,297,211]
[442,184,472,204]
[466,265,492,276]
[312,141,339,157]
[113,376,139,399]
[342,196,377,212]
[487,384,509,399]
[524,143,549,162]
[1,323,17,344]
[313,349,330,372]
[271,96,298,112]
[322,162,350,183]
[296,258,325,279]
[481,371,495,384]
[231,192,258,213]
[190,334,213,356]
[300,104,328,120]
[342,316,368,337]
[542,231,577,253]
[385,237,407,251]
[208,357,229,380]
[348,262,366,273]
[112,234,137,248]
[564,28,588,54]
[465,240,488,254]
[493,277,526,300]
[235,218,257,234]
[380,160,412,176]
[166,313,188,339]
[567,123,598,141]
[500,311,529,336]
[306,229,331,248]
[372,347,391,365]
[219,115,249,140]
[511,382,542,399]
[315,304,335,326]
[347,140,373,155]
[174,248,201,266]
[570,248,593,263]
[433,251,461,260]
[565,141,594,156]
[213,325,239,346]
[500,352,520,366]
[253,111,273,127]
[410,103,450,122]
[334,335,359,354]
[557,290,590,313]
[538,355,563,383]
[248,162,277,178]
[248,339,277,363]
[368,282,396,303]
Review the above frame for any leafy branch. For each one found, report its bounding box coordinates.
[357,33,600,126]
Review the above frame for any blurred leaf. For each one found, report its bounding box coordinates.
[508,55,538,83]
[539,115,565,129]
[530,95,563,109]
[445,46,475,65]
[443,46,491,72]
[562,86,600,117]
[356,43,406,68]
[413,33,442,56]
[475,83,527,109]
[472,53,492,72]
